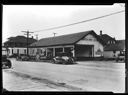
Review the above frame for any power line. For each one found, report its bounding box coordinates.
[33,10,125,33]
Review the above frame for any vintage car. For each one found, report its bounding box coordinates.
[116,51,125,62]
[9,54,18,58]
[39,56,51,60]
[29,55,36,61]
[2,55,12,68]
[52,52,75,64]
[17,54,30,61]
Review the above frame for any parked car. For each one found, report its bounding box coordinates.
[116,51,125,62]
[17,54,29,61]
[29,55,36,61]
[52,52,75,64]
[39,56,51,60]
[2,55,12,68]
[9,54,18,58]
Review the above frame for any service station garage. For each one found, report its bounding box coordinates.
[29,30,103,60]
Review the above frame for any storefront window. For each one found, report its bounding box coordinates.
[32,50,34,54]
[12,49,13,54]
[24,50,26,54]
[17,49,19,54]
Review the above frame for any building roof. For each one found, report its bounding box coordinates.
[104,40,125,51]
[4,36,37,44]
[98,34,116,45]
[30,30,104,47]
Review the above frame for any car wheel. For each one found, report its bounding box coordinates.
[52,59,55,64]
[67,59,73,64]
[62,61,66,65]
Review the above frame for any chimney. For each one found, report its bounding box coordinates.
[100,30,102,36]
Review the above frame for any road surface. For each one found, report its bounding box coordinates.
[2,58,125,93]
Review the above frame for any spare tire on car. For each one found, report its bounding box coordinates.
[2,55,12,69]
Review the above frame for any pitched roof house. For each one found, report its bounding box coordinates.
[103,39,125,58]
[3,36,37,56]
[4,36,37,47]
[104,40,125,51]
[98,30,116,45]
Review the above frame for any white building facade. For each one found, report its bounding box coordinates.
[29,30,104,60]
[8,47,27,56]
[103,40,125,58]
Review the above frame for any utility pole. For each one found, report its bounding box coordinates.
[22,30,33,56]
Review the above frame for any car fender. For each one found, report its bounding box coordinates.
[53,58,57,61]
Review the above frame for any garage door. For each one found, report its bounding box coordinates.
[75,45,94,57]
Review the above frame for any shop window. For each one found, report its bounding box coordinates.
[108,41,109,44]
[40,49,42,54]
[32,50,34,54]
[24,50,26,54]
[17,49,19,54]
[12,49,13,54]
[8,49,10,54]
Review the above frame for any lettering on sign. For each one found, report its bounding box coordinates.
[83,34,96,41]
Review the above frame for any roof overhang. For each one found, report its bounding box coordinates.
[29,44,74,48]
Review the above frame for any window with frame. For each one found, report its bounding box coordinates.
[12,49,13,54]
[32,49,34,54]
[24,49,26,54]
[17,49,19,54]
[8,49,10,54]
[108,41,110,44]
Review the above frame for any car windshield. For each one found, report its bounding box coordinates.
[20,54,27,56]
[61,56,69,59]
[56,52,69,56]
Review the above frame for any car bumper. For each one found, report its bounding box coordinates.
[55,60,74,64]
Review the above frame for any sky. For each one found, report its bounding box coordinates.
[2,4,125,43]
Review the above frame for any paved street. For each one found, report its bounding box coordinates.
[3,58,125,93]
[3,70,62,91]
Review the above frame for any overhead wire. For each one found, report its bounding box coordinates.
[32,10,125,33]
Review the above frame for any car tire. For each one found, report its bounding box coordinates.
[52,59,55,64]
[62,61,66,65]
